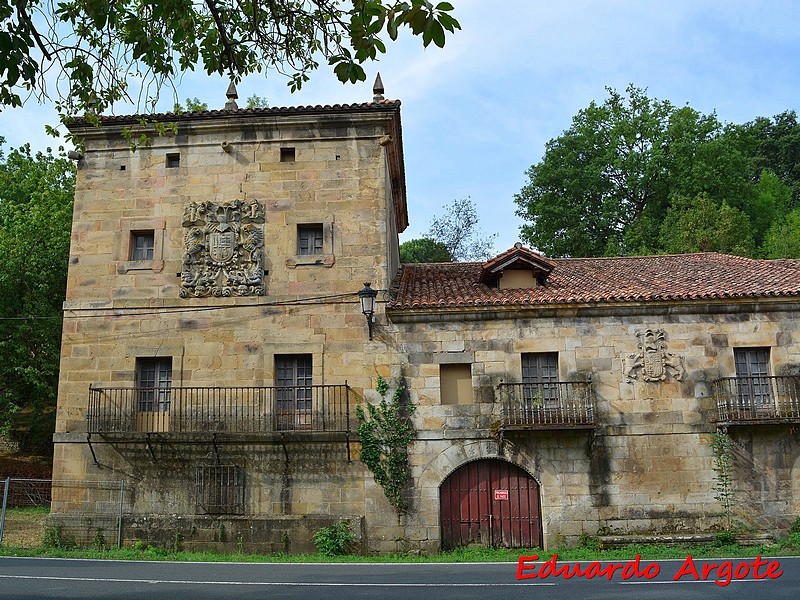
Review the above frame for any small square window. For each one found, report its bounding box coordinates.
[166,153,180,168]
[280,147,295,163]
[297,225,323,256]
[130,231,155,261]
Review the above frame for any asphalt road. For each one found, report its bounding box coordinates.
[0,555,798,599]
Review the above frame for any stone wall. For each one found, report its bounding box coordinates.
[388,302,800,547]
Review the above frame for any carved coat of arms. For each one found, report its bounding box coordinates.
[625,328,683,382]
[180,199,265,298]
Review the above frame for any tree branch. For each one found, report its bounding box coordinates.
[15,0,53,60]
[204,0,237,73]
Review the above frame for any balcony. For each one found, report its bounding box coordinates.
[497,381,594,430]
[713,376,800,426]
[87,384,351,437]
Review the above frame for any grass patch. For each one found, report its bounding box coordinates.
[1,540,800,563]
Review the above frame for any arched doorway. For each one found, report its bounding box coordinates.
[439,458,542,549]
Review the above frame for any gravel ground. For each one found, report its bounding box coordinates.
[1,509,48,548]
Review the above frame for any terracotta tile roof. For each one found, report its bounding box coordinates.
[67,100,401,127]
[389,252,800,310]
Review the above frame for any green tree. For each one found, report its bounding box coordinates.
[245,94,269,109]
[0,139,75,450]
[174,97,210,113]
[514,85,751,257]
[750,170,792,248]
[725,111,800,206]
[762,207,800,259]
[399,237,452,263]
[658,194,755,257]
[427,197,497,261]
[0,1,459,123]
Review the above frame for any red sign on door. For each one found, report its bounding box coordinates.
[494,489,509,501]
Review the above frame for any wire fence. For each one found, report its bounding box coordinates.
[0,478,125,548]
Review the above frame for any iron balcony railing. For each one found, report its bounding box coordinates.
[87,384,351,434]
[497,381,594,429]
[713,376,800,424]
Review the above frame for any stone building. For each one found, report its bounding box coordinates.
[51,84,800,553]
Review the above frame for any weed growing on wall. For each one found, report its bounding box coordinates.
[356,376,416,514]
[711,431,737,532]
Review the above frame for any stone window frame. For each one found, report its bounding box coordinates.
[285,214,335,268]
[117,218,166,273]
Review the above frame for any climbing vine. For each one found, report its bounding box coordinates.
[356,376,416,514]
[710,430,737,532]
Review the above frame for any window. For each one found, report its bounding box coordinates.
[522,352,559,407]
[297,225,324,255]
[196,465,244,514]
[440,364,472,405]
[734,347,773,411]
[275,354,313,430]
[280,147,296,162]
[166,153,180,168]
[136,357,172,412]
[130,231,155,260]
[117,218,165,274]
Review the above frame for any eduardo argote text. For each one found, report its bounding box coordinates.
[517,554,783,587]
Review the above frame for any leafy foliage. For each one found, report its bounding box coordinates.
[0,1,459,126]
[356,376,415,514]
[0,139,74,450]
[710,431,737,532]
[174,97,210,113]
[245,94,269,109]
[313,521,356,556]
[762,208,800,258]
[658,194,755,256]
[426,197,498,261]
[514,86,800,259]
[399,237,452,263]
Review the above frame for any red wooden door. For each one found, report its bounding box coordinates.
[439,459,542,549]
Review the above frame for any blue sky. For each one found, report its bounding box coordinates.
[1,1,799,253]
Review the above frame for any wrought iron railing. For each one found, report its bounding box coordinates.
[713,376,800,423]
[497,381,594,428]
[87,384,351,434]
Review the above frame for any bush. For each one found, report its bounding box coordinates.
[790,517,800,534]
[577,532,600,550]
[313,521,355,556]
[713,530,736,547]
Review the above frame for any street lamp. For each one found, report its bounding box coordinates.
[358,282,378,340]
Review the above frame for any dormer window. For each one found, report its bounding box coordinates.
[480,242,555,289]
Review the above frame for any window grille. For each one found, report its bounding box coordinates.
[196,465,245,514]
